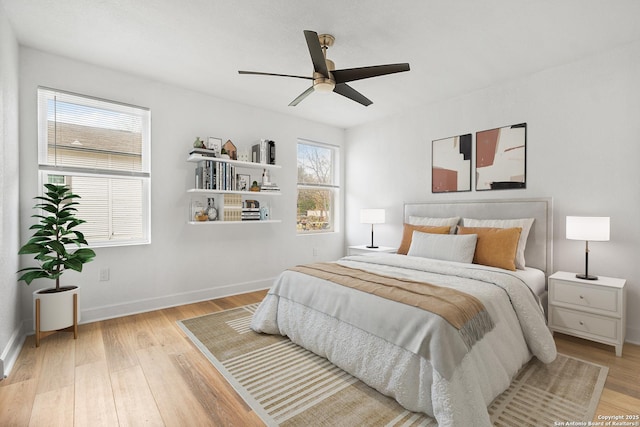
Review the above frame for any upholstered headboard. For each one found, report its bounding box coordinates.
[403,198,553,276]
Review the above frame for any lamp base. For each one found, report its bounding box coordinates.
[366,245,379,249]
[576,273,598,280]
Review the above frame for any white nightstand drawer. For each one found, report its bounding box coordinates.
[550,306,619,341]
[552,280,618,314]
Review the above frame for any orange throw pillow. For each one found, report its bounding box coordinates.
[397,224,450,255]
[457,226,522,271]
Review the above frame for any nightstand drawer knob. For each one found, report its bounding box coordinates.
[579,321,584,326]
[579,295,584,299]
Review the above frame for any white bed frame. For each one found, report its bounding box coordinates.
[404,198,553,277]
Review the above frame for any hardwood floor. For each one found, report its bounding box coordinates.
[1,290,639,426]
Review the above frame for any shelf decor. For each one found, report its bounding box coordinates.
[476,123,527,191]
[186,151,282,225]
[432,133,472,193]
[207,137,222,156]
[223,140,237,160]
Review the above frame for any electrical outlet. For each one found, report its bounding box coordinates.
[100,268,110,281]
[312,247,318,257]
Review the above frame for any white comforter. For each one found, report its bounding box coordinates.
[251,254,557,426]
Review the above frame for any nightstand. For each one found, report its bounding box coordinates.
[548,271,626,356]
[347,245,397,256]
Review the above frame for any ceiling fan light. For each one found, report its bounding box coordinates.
[314,81,335,93]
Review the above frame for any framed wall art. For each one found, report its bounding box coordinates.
[237,173,250,191]
[207,137,222,157]
[432,133,472,193]
[475,123,526,191]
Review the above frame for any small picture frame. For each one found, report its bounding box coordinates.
[237,174,250,191]
[207,137,222,157]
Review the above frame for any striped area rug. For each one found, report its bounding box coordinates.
[179,305,607,427]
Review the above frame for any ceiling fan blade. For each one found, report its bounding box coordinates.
[238,70,312,80]
[289,86,315,106]
[303,30,329,78]
[333,63,410,84]
[333,83,372,106]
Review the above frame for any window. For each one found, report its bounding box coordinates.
[37,87,151,247]
[297,139,339,233]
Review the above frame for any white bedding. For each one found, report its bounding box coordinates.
[510,266,547,297]
[251,254,557,426]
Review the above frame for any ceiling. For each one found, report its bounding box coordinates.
[3,0,640,129]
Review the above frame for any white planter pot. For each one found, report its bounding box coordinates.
[33,285,80,332]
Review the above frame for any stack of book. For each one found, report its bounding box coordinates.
[189,148,217,157]
[222,194,242,221]
[242,207,261,221]
[259,183,280,192]
[242,200,260,221]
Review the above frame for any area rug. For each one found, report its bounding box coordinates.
[178,304,608,427]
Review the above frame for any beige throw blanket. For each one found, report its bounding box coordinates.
[290,262,494,349]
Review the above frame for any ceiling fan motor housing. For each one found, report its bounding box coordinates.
[314,35,336,92]
[314,60,335,92]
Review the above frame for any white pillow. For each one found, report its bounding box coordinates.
[461,217,534,270]
[407,231,477,264]
[408,216,460,234]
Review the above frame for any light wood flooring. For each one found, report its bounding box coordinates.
[1,290,639,426]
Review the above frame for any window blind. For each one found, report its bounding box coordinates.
[37,87,151,247]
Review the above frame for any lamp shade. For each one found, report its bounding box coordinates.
[360,208,385,224]
[566,216,610,241]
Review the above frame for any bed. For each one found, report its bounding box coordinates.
[251,198,557,426]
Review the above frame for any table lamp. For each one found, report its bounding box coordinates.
[566,216,610,280]
[360,209,385,249]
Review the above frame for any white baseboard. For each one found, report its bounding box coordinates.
[626,325,640,346]
[83,278,273,323]
[1,322,27,378]
[21,278,273,333]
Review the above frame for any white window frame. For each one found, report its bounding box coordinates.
[296,138,340,234]
[37,87,151,248]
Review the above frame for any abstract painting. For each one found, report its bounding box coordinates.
[432,133,472,193]
[475,123,526,191]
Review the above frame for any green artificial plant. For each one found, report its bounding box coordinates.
[18,184,96,291]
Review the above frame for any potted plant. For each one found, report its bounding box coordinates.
[18,184,96,346]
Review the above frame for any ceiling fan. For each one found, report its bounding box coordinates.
[238,30,410,107]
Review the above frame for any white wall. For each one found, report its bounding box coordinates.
[18,48,345,328]
[0,3,21,377]
[345,40,640,343]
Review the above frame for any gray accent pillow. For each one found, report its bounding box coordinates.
[407,231,477,264]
